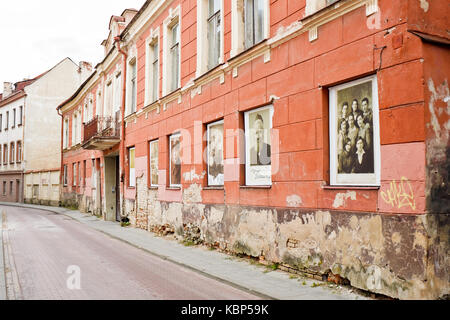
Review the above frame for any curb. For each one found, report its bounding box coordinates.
[0,210,7,300]
[0,203,274,300]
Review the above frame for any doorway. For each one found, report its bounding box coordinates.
[104,155,120,222]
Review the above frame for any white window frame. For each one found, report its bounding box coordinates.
[231,0,269,58]
[64,118,69,149]
[126,58,137,115]
[114,71,122,114]
[128,147,136,188]
[96,88,102,116]
[207,120,224,186]
[163,6,181,96]
[329,74,381,187]
[105,79,113,117]
[149,140,159,188]
[145,29,160,105]
[72,112,77,146]
[169,133,182,188]
[196,0,224,76]
[244,104,274,186]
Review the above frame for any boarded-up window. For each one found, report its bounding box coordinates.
[129,147,136,187]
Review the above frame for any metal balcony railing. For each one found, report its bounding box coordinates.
[83,115,120,143]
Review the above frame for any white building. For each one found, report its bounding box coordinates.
[0,58,91,204]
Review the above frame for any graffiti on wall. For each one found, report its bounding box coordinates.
[381,177,416,211]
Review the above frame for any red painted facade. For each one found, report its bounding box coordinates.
[58,0,449,299]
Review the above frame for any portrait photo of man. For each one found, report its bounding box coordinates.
[207,121,224,186]
[245,105,274,186]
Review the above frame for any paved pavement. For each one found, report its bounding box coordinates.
[0,202,369,300]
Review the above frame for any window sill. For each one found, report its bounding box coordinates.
[322,185,380,190]
[148,186,159,190]
[240,185,272,189]
[166,186,181,190]
[203,186,224,190]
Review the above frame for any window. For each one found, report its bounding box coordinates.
[16,141,21,163]
[2,181,6,195]
[18,106,23,125]
[244,105,273,186]
[208,0,222,70]
[105,81,113,117]
[0,114,2,131]
[244,0,264,49]
[63,165,68,186]
[170,23,180,93]
[88,98,93,122]
[10,142,15,163]
[84,103,88,123]
[149,140,159,187]
[128,147,136,187]
[5,111,9,130]
[10,181,13,196]
[231,0,268,57]
[3,144,7,165]
[97,90,102,116]
[83,160,87,186]
[129,61,137,114]
[146,37,160,105]
[207,120,224,186]
[329,75,380,186]
[72,113,78,146]
[64,118,69,149]
[169,134,181,187]
[114,73,122,114]
[73,163,77,187]
[12,108,16,128]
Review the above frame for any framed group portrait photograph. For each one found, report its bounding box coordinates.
[169,133,181,187]
[207,120,224,186]
[245,104,274,186]
[329,75,381,186]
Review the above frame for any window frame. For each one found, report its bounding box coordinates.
[328,74,381,187]
[207,120,225,187]
[163,7,182,97]
[149,139,159,188]
[169,133,182,188]
[3,144,7,165]
[10,142,15,164]
[128,146,136,188]
[73,163,77,187]
[145,31,160,105]
[244,104,274,186]
[63,165,68,186]
[16,141,21,163]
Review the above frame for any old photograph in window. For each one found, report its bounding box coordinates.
[329,75,380,186]
[207,120,224,186]
[149,140,159,187]
[170,134,181,186]
[245,105,273,186]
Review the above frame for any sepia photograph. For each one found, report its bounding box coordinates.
[245,105,273,186]
[169,134,181,186]
[207,120,224,186]
[329,75,380,186]
[149,140,159,187]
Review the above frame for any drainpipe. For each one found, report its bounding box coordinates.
[114,36,127,218]
[57,106,64,206]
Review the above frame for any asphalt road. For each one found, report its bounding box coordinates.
[0,205,260,300]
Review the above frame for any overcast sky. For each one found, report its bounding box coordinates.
[0,0,146,86]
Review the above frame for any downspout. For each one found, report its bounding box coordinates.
[114,36,127,218]
[57,106,64,206]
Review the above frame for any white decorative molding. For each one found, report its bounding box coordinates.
[366,0,378,16]
[219,73,225,84]
[232,67,238,78]
[309,27,318,42]
[264,50,271,63]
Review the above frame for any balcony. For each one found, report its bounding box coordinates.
[82,115,121,151]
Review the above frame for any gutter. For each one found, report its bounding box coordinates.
[56,107,64,199]
[114,36,128,219]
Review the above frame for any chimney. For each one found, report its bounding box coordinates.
[3,82,14,98]
[78,61,93,73]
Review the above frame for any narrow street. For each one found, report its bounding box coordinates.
[0,205,260,300]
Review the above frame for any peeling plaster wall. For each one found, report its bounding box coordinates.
[135,199,447,299]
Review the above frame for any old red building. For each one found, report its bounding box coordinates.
[58,0,449,299]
